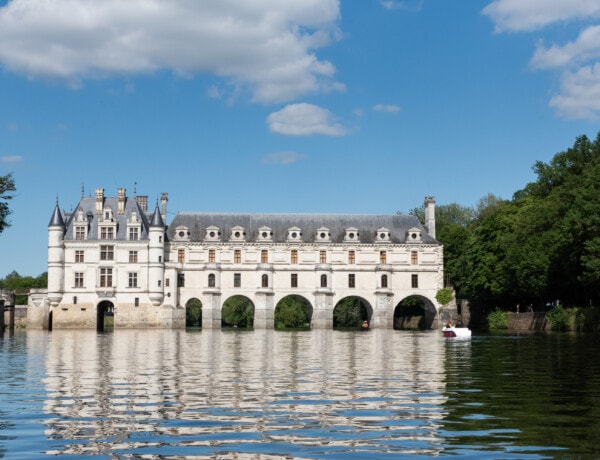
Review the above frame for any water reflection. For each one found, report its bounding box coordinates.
[41,330,449,457]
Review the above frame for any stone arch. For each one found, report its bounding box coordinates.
[221,295,255,329]
[185,297,202,328]
[393,295,437,330]
[333,296,373,329]
[274,294,313,330]
[97,300,114,332]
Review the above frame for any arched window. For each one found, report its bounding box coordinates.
[320,274,327,288]
[261,274,269,288]
[381,274,388,288]
[208,273,215,288]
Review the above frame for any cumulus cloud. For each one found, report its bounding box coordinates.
[1,155,23,163]
[482,0,600,32]
[380,0,423,12]
[373,103,401,113]
[262,151,307,164]
[267,103,346,136]
[484,0,600,119]
[0,0,343,104]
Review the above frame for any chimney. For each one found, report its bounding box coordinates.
[161,192,168,223]
[136,195,148,213]
[117,188,126,214]
[95,188,104,214]
[424,196,436,239]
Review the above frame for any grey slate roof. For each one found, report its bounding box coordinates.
[60,196,152,240]
[48,203,65,227]
[167,212,439,245]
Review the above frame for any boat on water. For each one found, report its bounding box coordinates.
[442,326,472,338]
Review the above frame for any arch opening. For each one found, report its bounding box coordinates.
[393,295,437,330]
[274,295,313,330]
[333,296,373,330]
[222,295,255,329]
[185,298,202,329]
[97,300,114,332]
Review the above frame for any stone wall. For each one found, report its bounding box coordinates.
[507,312,550,331]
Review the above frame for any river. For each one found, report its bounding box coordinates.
[1,329,599,459]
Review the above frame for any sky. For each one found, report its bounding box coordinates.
[1,0,600,278]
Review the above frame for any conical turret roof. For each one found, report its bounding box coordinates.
[48,202,65,227]
[150,203,164,228]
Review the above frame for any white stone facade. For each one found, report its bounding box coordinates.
[29,188,444,330]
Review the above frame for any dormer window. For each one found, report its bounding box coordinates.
[230,226,246,242]
[74,208,88,240]
[376,227,391,243]
[173,225,190,242]
[287,226,302,242]
[99,207,117,239]
[127,211,142,241]
[204,226,220,242]
[316,227,331,243]
[406,227,422,243]
[257,226,273,242]
[344,227,360,242]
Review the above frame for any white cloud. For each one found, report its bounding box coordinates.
[267,103,346,136]
[0,0,343,104]
[531,25,600,69]
[484,0,600,119]
[380,0,423,12]
[550,63,600,119]
[1,155,23,163]
[262,151,307,164]
[373,103,401,113]
[482,0,600,32]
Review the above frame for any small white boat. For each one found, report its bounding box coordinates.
[442,326,472,338]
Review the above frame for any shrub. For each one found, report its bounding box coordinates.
[487,308,508,329]
[546,305,570,331]
[436,288,454,307]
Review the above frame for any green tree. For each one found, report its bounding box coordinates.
[274,295,310,329]
[0,173,16,236]
[186,298,202,327]
[333,297,367,328]
[222,296,254,328]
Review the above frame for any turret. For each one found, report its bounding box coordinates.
[47,201,65,307]
[424,196,436,239]
[148,204,165,306]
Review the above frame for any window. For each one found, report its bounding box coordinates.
[178,249,185,263]
[208,273,216,287]
[128,272,138,288]
[411,251,418,265]
[261,274,269,288]
[291,249,298,264]
[165,278,170,287]
[129,227,139,240]
[234,273,241,288]
[100,245,114,261]
[349,273,356,288]
[129,251,138,263]
[320,274,327,288]
[75,250,84,263]
[100,268,113,287]
[381,274,388,288]
[177,273,185,287]
[75,226,86,240]
[380,251,387,264]
[320,250,327,263]
[261,250,268,263]
[291,273,298,288]
[411,274,419,288]
[100,226,114,240]
[348,250,355,264]
[135,297,139,307]
[73,296,77,305]
[209,249,216,263]
[74,272,84,288]
[234,249,241,264]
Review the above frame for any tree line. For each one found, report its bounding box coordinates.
[413,133,600,312]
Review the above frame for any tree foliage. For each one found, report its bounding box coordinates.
[0,173,16,236]
[222,296,254,328]
[274,295,310,329]
[185,298,202,327]
[0,271,47,304]
[333,297,368,328]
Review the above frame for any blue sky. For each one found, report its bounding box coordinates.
[1,0,599,277]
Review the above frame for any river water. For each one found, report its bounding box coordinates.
[1,329,599,459]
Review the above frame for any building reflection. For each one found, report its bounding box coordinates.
[42,329,450,457]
